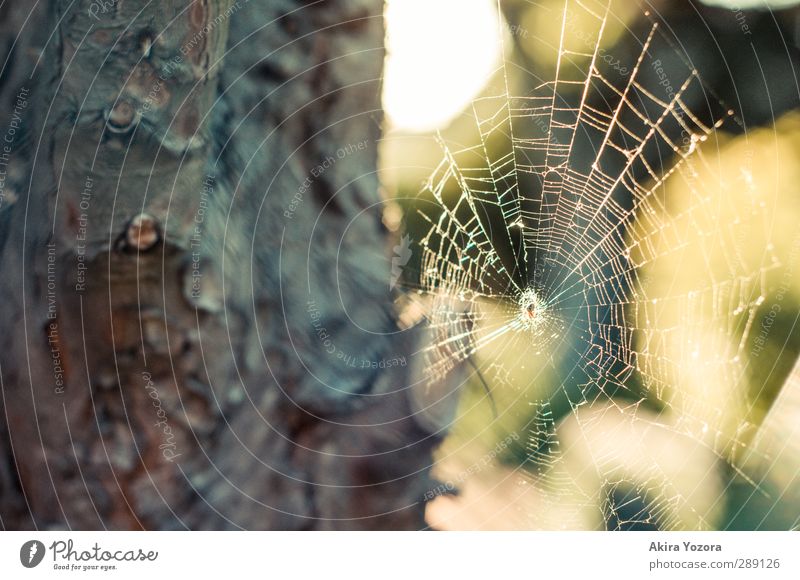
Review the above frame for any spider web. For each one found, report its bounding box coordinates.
[409,0,782,530]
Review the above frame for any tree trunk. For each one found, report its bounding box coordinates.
[0,0,442,530]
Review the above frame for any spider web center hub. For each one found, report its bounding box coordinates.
[517,287,547,332]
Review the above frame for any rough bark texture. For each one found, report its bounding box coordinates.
[0,0,442,530]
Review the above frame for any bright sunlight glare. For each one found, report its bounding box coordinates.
[383,0,504,133]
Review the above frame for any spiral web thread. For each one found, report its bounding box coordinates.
[413,0,780,529]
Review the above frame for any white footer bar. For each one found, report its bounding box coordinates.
[1,531,798,579]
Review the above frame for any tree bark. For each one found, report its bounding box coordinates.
[0,0,442,530]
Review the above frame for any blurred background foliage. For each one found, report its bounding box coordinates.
[381,0,800,529]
